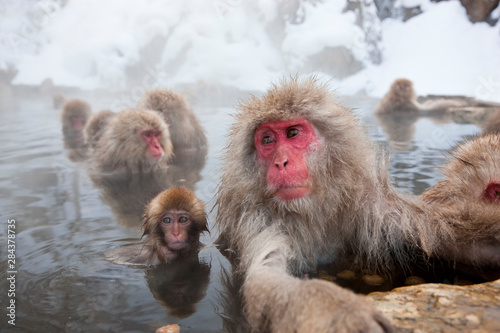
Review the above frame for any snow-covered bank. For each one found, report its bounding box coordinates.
[1,0,499,102]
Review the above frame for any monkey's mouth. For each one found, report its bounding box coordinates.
[168,241,188,251]
[274,186,309,201]
[148,152,164,161]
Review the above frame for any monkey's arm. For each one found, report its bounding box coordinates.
[241,229,393,333]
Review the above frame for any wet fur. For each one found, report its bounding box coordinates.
[84,110,115,148]
[215,76,500,332]
[138,89,207,152]
[90,108,173,174]
[142,186,208,264]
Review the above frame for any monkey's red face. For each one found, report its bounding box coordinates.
[255,118,322,201]
[72,115,85,130]
[485,181,500,203]
[160,211,192,251]
[141,130,164,161]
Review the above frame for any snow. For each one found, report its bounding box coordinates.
[1,0,499,102]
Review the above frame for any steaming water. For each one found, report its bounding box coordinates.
[0,90,483,332]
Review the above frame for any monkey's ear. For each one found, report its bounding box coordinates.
[141,214,151,237]
[485,181,500,203]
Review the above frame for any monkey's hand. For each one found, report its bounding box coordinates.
[244,266,394,333]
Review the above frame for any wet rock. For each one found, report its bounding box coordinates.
[404,276,425,286]
[362,274,385,286]
[337,270,356,280]
[369,279,500,332]
[156,324,180,333]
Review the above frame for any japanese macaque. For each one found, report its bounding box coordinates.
[482,109,500,136]
[61,99,92,161]
[84,110,115,148]
[61,99,92,138]
[215,77,500,332]
[421,134,500,266]
[106,186,208,265]
[138,89,208,156]
[90,109,173,174]
[374,78,466,114]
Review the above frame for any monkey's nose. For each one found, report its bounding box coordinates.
[274,154,288,170]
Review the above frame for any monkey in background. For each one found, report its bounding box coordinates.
[61,99,92,161]
[215,77,500,332]
[84,110,115,148]
[138,89,208,156]
[106,186,208,266]
[375,78,467,114]
[89,109,173,174]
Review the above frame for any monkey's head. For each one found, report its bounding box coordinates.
[61,99,92,131]
[139,89,203,149]
[389,78,416,102]
[139,89,190,127]
[218,76,373,215]
[441,134,500,204]
[96,109,173,172]
[142,186,208,260]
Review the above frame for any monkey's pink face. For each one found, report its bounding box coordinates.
[141,130,164,161]
[160,211,192,251]
[485,181,500,203]
[72,115,85,130]
[255,118,322,201]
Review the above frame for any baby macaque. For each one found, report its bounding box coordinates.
[106,186,208,265]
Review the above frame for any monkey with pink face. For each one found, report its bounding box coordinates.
[215,77,500,332]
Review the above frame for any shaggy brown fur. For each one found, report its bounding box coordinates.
[375,78,466,114]
[482,109,500,136]
[138,89,208,153]
[215,77,500,332]
[421,134,500,266]
[90,109,173,174]
[142,186,208,264]
[84,110,115,148]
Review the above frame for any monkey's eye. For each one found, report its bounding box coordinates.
[143,131,152,138]
[179,216,188,223]
[162,217,172,224]
[154,131,161,137]
[262,136,275,145]
[287,128,299,138]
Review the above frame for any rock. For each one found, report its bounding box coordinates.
[362,274,385,286]
[404,276,425,286]
[337,270,356,280]
[459,0,500,23]
[156,324,180,333]
[369,279,500,332]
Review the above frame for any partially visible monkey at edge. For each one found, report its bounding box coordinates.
[106,186,208,266]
